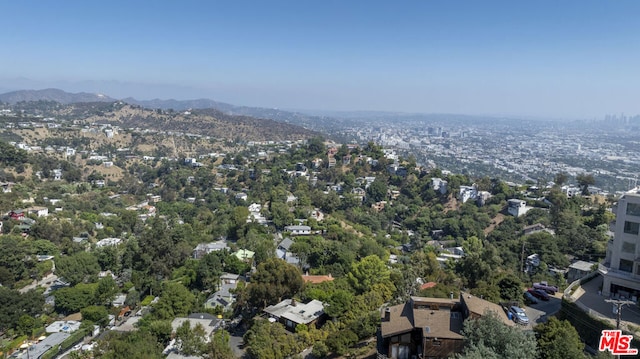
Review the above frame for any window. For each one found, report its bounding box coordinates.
[627,203,640,217]
[619,259,633,273]
[624,221,640,235]
[622,241,636,254]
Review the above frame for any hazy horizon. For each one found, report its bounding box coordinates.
[2,1,640,119]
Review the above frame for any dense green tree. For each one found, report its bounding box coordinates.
[0,141,28,166]
[81,305,109,326]
[326,329,358,355]
[17,314,40,336]
[55,283,97,314]
[553,173,568,187]
[0,288,44,332]
[244,320,303,359]
[176,320,207,356]
[497,274,523,302]
[94,331,164,359]
[94,276,118,306]
[534,317,585,359]
[347,255,393,295]
[246,258,303,308]
[204,330,236,359]
[0,235,34,286]
[458,311,537,359]
[324,289,354,318]
[152,282,195,320]
[56,251,101,285]
[366,178,388,203]
[576,173,596,195]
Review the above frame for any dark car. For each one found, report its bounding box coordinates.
[523,291,539,304]
[528,288,550,301]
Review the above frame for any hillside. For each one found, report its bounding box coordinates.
[50,103,318,142]
[0,88,338,134]
[0,88,114,104]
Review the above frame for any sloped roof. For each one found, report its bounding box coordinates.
[380,297,463,339]
[460,292,515,326]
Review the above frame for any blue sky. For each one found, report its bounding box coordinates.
[1,1,639,118]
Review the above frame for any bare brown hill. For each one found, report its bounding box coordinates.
[54,103,318,142]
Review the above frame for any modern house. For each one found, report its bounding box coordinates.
[431,178,448,195]
[263,299,325,331]
[600,187,640,299]
[507,199,529,217]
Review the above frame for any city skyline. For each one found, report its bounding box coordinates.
[2,1,640,119]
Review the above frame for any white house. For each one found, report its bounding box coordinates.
[431,178,448,195]
[285,225,311,235]
[458,185,478,203]
[96,237,123,247]
[507,199,529,217]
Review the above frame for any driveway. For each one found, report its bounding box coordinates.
[574,274,640,327]
[19,273,58,294]
[228,328,247,358]
[523,292,562,329]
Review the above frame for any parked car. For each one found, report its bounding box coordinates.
[523,291,539,304]
[528,288,550,301]
[509,306,530,325]
[533,281,558,294]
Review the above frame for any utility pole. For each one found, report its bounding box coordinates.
[605,298,635,330]
[520,240,526,274]
[605,298,635,359]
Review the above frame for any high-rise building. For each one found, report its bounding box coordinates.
[600,188,640,299]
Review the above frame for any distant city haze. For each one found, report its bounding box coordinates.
[1,1,640,119]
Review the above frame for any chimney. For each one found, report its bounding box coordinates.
[328,273,332,278]
[291,298,297,306]
[384,307,391,321]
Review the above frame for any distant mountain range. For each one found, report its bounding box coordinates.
[0,88,342,132]
[0,88,115,104]
[0,88,323,141]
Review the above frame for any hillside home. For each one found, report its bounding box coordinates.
[379,297,464,359]
[0,181,13,193]
[96,237,122,247]
[507,199,529,217]
[263,299,325,331]
[205,273,240,310]
[25,206,49,217]
[193,240,229,259]
[378,293,517,358]
[523,223,555,236]
[567,260,596,282]
[431,178,448,195]
[458,185,478,204]
[284,225,311,236]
